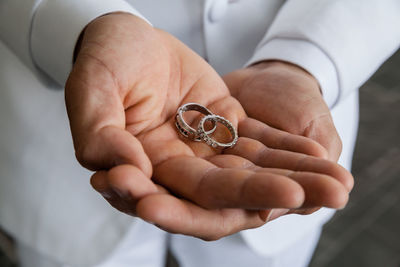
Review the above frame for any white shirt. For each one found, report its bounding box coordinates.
[0,0,399,266]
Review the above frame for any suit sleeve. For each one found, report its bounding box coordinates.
[246,0,400,108]
[0,0,149,87]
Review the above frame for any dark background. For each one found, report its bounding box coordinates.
[309,50,400,267]
[1,50,399,267]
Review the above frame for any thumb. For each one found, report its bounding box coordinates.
[74,126,152,176]
[65,55,152,177]
[302,114,343,162]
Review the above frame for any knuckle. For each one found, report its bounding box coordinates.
[200,233,222,242]
[75,143,98,171]
[333,191,349,209]
[335,134,343,155]
[328,162,354,192]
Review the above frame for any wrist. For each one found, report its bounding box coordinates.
[73,12,153,64]
[73,12,128,63]
[250,60,322,95]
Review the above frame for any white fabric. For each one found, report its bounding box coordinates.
[202,0,285,75]
[171,226,322,267]
[0,0,55,87]
[16,219,321,267]
[0,0,398,266]
[31,0,148,86]
[251,0,400,107]
[0,41,135,267]
[245,38,339,108]
[94,220,167,267]
[0,0,41,69]
[17,220,167,267]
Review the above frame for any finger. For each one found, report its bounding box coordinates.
[266,208,291,222]
[288,207,322,216]
[106,165,157,198]
[302,115,343,161]
[208,154,348,209]
[153,156,305,210]
[227,137,354,192]
[65,58,152,175]
[208,154,294,176]
[136,193,264,241]
[207,155,287,221]
[90,171,117,199]
[239,118,328,159]
[91,170,137,215]
[91,165,158,215]
[286,172,348,208]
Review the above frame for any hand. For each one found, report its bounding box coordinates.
[223,61,347,218]
[223,61,342,161]
[65,13,353,240]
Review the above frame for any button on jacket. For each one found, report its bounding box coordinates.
[0,0,399,266]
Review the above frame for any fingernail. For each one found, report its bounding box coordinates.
[266,209,274,222]
[259,209,274,222]
[100,190,114,199]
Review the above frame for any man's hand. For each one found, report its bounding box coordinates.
[65,13,352,240]
[224,61,342,161]
[223,61,346,218]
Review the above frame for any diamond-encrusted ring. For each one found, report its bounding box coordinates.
[197,115,238,149]
[175,103,217,141]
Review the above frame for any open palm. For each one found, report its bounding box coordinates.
[65,13,353,240]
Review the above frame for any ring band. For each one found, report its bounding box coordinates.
[197,115,238,149]
[175,103,217,141]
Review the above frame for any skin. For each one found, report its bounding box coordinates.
[224,61,342,161]
[223,61,344,216]
[65,13,353,241]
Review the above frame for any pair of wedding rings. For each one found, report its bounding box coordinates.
[175,103,238,149]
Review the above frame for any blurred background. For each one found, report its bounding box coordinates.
[1,50,399,267]
[309,49,400,267]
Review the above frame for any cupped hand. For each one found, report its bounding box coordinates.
[65,13,352,240]
[223,61,348,218]
[223,61,342,162]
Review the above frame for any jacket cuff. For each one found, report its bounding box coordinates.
[30,0,149,86]
[245,38,340,108]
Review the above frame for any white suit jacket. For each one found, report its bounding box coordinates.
[0,0,399,266]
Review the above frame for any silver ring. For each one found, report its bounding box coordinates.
[197,115,238,149]
[175,103,217,141]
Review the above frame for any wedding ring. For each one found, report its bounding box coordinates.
[197,115,238,149]
[175,103,217,141]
